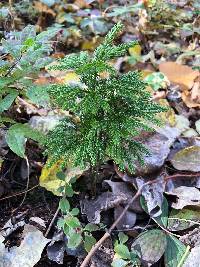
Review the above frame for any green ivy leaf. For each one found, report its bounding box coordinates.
[57,218,65,229]
[59,198,70,213]
[56,171,66,181]
[84,233,96,252]
[65,184,74,197]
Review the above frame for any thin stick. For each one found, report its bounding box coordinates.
[45,206,60,237]
[0,184,38,201]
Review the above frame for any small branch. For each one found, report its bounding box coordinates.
[0,185,38,202]
[45,206,60,237]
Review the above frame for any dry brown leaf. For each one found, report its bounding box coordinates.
[182,90,200,108]
[191,81,200,103]
[159,62,199,90]
[34,1,56,16]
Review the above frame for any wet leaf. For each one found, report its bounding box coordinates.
[171,146,200,172]
[131,229,167,265]
[164,235,188,267]
[168,207,200,231]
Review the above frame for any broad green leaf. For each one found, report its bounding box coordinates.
[57,218,65,229]
[65,184,74,197]
[6,123,44,158]
[131,230,167,264]
[56,171,66,181]
[164,235,188,267]
[65,216,80,228]
[0,90,18,113]
[59,199,70,213]
[115,244,131,260]
[168,207,200,231]
[118,232,128,244]
[84,233,96,252]
[70,208,79,216]
[84,223,99,232]
[67,232,82,249]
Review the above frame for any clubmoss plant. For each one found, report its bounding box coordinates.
[45,22,165,172]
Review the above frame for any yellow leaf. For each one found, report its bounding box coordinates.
[159,99,176,127]
[39,160,63,196]
[64,71,80,84]
[39,160,85,195]
[128,44,142,57]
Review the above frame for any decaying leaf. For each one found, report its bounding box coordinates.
[80,192,127,223]
[39,160,85,195]
[171,146,200,172]
[168,186,200,209]
[0,225,50,267]
[136,176,165,217]
[131,229,167,266]
[135,126,180,175]
[114,206,137,230]
[104,180,143,213]
[159,62,199,90]
[168,207,200,231]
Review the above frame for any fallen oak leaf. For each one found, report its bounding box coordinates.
[159,62,199,90]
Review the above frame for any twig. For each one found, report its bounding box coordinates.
[80,172,200,267]
[45,206,60,237]
[0,184,38,201]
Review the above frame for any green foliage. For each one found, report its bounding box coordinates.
[112,233,140,267]
[45,22,165,172]
[57,176,99,251]
[0,25,57,156]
